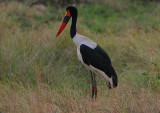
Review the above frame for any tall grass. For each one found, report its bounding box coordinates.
[0,1,160,112]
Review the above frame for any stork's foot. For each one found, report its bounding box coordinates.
[92,86,97,99]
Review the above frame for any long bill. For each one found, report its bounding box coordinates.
[56,10,71,37]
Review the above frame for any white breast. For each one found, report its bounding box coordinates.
[73,33,97,49]
[76,47,90,69]
[73,33,97,69]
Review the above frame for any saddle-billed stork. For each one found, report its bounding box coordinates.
[56,6,118,99]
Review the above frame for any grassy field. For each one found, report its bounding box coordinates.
[0,1,160,112]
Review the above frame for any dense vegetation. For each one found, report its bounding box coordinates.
[0,0,160,112]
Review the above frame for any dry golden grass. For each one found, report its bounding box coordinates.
[0,76,160,113]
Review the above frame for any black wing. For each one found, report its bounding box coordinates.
[80,44,115,78]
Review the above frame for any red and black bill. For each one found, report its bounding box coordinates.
[56,10,71,37]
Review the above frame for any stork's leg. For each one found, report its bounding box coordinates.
[93,73,97,99]
[90,71,94,98]
[90,71,97,99]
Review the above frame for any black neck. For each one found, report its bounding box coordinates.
[70,15,77,38]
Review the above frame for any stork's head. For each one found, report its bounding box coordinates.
[66,6,78,17]
[56,6,78,37]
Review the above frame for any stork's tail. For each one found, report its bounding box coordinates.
[112,75,118,88]
[111,66,118,88]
